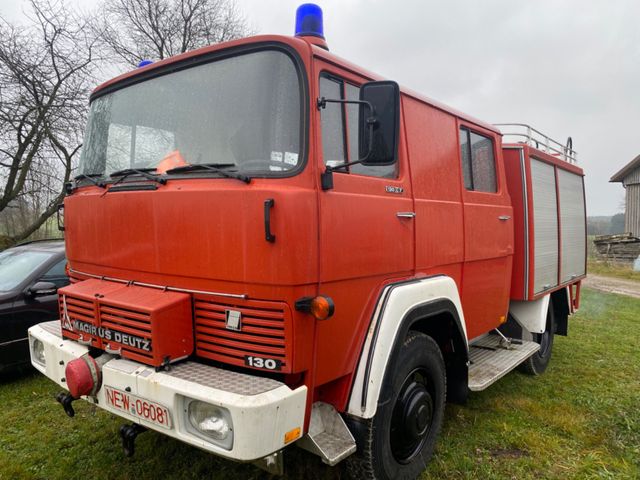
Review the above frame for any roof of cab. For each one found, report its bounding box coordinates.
[91,33,500,136]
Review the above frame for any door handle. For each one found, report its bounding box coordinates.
[498,215,511,221]
[264,198,276,243]
[396,212,416,219]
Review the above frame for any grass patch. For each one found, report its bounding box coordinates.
[1,288,638,479]
[588,259,640,281]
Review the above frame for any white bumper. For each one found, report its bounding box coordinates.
[29,321,307,462]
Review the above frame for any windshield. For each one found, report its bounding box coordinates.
[0,249,54,292]
[79,49,303,178]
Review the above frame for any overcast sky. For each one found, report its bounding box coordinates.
[3,0,638,216]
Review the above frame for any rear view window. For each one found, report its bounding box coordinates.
[459,127,497,193]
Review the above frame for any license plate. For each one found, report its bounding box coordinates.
[104,386,172,429]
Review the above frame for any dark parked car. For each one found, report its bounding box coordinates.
[0,240,69,373]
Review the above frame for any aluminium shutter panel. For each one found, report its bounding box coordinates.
[557,169,586,282]
[530,158,558,294]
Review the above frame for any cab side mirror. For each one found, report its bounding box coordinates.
[26,281,58,298]
[359,80,400,166]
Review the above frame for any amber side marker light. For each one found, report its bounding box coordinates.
[295,295,335,320]
[284,427,301,444]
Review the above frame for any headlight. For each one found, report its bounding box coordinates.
[32,338,46,366]
[186,400,233,449]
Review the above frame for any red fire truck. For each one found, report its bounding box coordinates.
[29,4,586,479]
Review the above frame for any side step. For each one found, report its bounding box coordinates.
[297,402,357,466]
[468,334,540,391]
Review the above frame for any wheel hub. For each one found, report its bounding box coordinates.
[404,386,432,439]
[390,369,434,463]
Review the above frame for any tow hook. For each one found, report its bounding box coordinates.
[119,423,147,457]
[55,392,76,417]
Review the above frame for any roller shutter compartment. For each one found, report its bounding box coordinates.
[557,169,586,282]
[530,159,558,294]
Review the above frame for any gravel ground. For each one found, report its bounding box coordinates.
[583,274,640,298]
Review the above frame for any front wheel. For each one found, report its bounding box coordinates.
[519,299,555,375]
[346,331,446,480]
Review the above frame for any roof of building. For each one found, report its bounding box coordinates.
[611,154,640,182]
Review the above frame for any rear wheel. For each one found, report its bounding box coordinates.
[519,299,555,375]
[346,331,446,480]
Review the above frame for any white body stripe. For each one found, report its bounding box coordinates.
[346,276,467,419]
[509,294,550,334]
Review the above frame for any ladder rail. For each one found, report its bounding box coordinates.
[495,123,578,164]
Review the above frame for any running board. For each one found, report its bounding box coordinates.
[468,335,540,391]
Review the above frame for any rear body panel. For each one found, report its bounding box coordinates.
[503,145,586,301]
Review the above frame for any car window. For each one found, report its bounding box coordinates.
[40,258,70,288]
[0,250,55,291]
[459,127,497,193]
[319,76,346,167]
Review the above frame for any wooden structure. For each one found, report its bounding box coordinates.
[593,233,640,263]
[611,154,640,236]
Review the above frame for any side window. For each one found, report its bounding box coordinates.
[319,74,397,178]
[319,76,346,167]
[459,127,497,193]
[40,259,70,289]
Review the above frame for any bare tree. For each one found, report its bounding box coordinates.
[97,0,252,66]
[0,0,98,247]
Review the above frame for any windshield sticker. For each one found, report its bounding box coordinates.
[284,152,298,165]
[270,151,283,163]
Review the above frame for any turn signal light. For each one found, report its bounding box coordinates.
[310,296,334,320]
[295,295,335,320]
[284,427,301,444]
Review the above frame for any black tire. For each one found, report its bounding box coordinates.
[519,299,555,375]
[346,331,446,480]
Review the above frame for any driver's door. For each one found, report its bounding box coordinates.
[314,65,414,385]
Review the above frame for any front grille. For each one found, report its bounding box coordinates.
[194,297,292,373]
[59,294,100,348]
[99,303,153,362]
[58,279,193,367]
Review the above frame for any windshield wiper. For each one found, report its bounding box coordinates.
[73,173,106,189]
[109,168,167,185]
[166,163,251,184]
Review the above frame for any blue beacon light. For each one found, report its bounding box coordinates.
[295,4,325,39]
[138,59,153,68]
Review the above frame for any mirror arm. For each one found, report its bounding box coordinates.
[316,97,375,114]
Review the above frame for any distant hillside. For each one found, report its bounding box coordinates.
[587,214,625,236]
